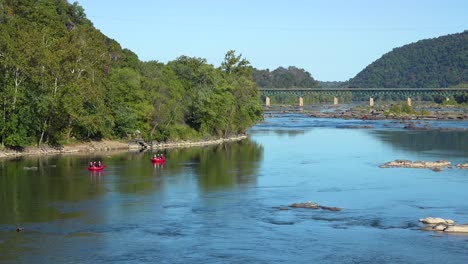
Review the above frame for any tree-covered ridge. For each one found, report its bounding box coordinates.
[0,0,263,148]
[252,66,320,88]
[348,31,468,88]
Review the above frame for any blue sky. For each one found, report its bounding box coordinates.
[76,0,467,81]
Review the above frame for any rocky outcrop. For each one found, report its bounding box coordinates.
[289,201,342,211]
[456,163,468,169]
[443,225,468,233]
[305,107,468,121]
[290,201,320,209]
[419,217,468,233]
[419,217,454,225]
[379,160,451,169]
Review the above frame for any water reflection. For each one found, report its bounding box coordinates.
[371,130,468,156]
[0,139,263,225]
[0,156,106,225]
[273,130,306,137]
[2,115,468,264]
[193,140,263,191]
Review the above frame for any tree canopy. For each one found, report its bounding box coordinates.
[0,1,263,148]
[252,66,320,88]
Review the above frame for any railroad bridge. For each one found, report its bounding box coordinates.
[259,88,468,107]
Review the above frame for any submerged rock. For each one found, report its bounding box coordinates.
[380,160,451,169]
[339,125,374,129]
[289,201,342,211]
[289,201,319,209]
[23,166,38,170]
[272,206,290,211]
[318,205,342,211]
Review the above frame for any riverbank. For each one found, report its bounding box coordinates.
[0,135,248,158]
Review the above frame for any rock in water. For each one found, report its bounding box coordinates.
[432,224,448,231]
[318,205,342,211]
[289,201,342,211]
[443,225,468,233]
[419,217,454,225]
[289,201,319,209]
[380,160,451,169]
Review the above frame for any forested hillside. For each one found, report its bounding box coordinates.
[348,31,468,88]
[0,1,263,148]
[252,66,320,88]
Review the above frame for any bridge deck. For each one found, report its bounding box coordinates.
[259,87,468,96]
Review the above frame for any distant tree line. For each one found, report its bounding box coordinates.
[0,0,263,148]
[252,66,320,88]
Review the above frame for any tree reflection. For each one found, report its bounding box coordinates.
[273,130,306,137]
[157,139,263,192]
[194,140,263,191]
[0,139,263,224]
[0,155,106,224]
[371,130,468,155]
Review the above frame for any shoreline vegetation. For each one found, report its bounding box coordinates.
[0,135,247,159]
[0,1,263,151]
[2,102,467,159]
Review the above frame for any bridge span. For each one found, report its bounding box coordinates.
[258,88,468,107]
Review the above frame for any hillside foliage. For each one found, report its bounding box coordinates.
[0,0,263,148]
[348,31,468,88]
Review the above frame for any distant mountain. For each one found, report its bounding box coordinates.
[252,66,320,88]
[347,31,468,88]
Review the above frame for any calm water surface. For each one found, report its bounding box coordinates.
[1,114,468,263]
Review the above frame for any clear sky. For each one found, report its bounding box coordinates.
[76,0,467,81]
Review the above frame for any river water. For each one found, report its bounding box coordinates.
[1,114,468,263]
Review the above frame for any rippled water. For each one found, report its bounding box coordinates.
[1,114,468,263]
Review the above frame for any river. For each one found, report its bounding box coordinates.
[1,114,468,263]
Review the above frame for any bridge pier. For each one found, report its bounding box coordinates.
[407,97,412,107]
[299,97,304,107]
[369,97,374,107]
[265,96,270,107]
[333,97,338,105]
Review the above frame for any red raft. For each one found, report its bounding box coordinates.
[87,165,105,171]
[151,157,166,163]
